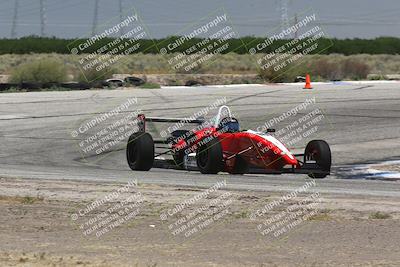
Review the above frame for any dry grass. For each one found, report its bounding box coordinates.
[369,211,392,220]
[0,195,44,204]
[9,58,67,83]
[0,53,399,82]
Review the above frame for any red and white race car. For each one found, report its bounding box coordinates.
[126,106,331,178]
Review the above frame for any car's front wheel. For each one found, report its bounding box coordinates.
[304,140,331,178]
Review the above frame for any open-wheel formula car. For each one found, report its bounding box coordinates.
[126,106,331,178]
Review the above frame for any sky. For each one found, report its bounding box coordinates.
[1,0,400,39]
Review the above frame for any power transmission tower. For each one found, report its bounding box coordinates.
[11,0,19,38]
[92,0,99,36]
[119,0,124,37]
[40,0,47,37]
[279,0,289,35]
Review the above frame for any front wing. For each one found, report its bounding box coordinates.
[153,157,330,176]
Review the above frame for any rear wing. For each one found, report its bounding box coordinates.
[137,114,205,132]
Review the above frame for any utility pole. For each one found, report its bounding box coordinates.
[40,0,47,37]
[294,13,298,39]
[92,0,99,36]
[11,0,19,38]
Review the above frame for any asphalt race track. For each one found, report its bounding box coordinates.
[1,82,400,196]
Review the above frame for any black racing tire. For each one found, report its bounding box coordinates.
[0,83,19,91]
[42,82,60,89]
[230,155,249,175]
[126,132,154,171]
[196,137,223,174]
[21,82,42,90]
[185,80,204,86]
[304,140,331,179]
[60,82,91,90]
[124,76,145,86]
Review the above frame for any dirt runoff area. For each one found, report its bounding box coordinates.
[0,177,400,267]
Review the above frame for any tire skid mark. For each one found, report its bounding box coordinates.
[352,85,374,90]
[227,90,281,104]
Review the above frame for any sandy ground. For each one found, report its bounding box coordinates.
[1,177,400,267]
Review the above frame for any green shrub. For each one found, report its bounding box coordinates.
[77,65,115,82]
[258,65,299,83]
[311,58,343,80]
[10,59,67,83]
[2,36,400,55]
[139,82,161,89]
[258,56,372,82]
[342,58,370,80]
[368,74,388,80]
[369,212,391,219]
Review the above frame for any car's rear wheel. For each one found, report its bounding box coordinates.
[127,132,154,171]
[196,138,223,174]
[304,140,331,178]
